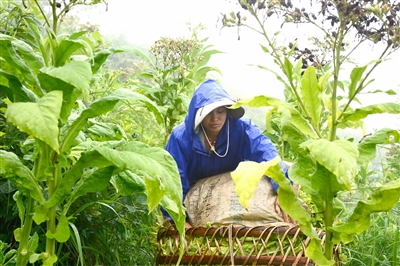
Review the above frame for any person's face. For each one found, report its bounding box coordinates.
[201,106,228,135]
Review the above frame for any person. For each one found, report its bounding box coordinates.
[165,79,290,227]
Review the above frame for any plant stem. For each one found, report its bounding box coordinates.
[324,172,334,261]
[49,0,58,34]
[16,197,35,266]
[16,143,44,265]
[46,148,60,257]
[329,21,345,142]
[46,205,56,256]
[33,0,51,28]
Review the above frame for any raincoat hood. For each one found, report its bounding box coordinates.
[185,79,245,135]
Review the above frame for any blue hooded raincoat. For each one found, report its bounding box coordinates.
[166,79,288,201]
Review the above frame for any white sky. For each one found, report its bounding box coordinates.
[77,0,399,132]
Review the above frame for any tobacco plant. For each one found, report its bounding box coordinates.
[137,24,223,147]
[227,1,400,265]
[0,1,185,265]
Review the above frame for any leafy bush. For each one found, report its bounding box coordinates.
[0,1,186,265]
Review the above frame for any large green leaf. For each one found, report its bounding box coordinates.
[38,62,91,120]
[232,95,318,138]
[0,34,44,86]
[51,141,183,214]
[358,128,400,164]
[100,142,185,240]
[301,66,322,130]
[12,36,45,71]
[5,90,62,152]
[340,103,400,123]
[305,239,334,266]
[301,139,359,190]
[291,153,348,217]
[231,158,312,228]
[39,61,92,93]
[331,179,400,244]
[95,142,181,211]
[0,150,44,203]
[110,171,146,196]
[231,158,279,208]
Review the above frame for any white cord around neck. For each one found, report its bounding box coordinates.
[201,120,230,157]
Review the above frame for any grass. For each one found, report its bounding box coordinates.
[342,205,400,266]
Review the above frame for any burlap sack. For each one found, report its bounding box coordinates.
[184,172,289,227]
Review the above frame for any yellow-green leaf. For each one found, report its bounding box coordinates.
[232,95,318,138]
[5,91,62,152]
[231,159,280,208]
[301,139,359,190]
[301,66,322,130]
[331,179,400,244]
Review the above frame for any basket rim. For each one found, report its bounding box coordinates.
[157,224,325,239]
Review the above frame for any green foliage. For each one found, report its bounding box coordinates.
[85,66,166,148]
[137,24,223,146]
[0,240,17,265]
[0,1,186,265]
[91,24,224,148]
[339,141,400,265]
[60,192,158,265]
[343,210,400,266]
[227,1,400,265]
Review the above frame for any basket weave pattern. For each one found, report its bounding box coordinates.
[157,224,329,265]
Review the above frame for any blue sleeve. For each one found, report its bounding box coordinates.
[166,132,190,199]
[162,130,190,221]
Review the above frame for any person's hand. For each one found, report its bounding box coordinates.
[275,197,288,222]
[185,221,192,229]
[283,160,292,169]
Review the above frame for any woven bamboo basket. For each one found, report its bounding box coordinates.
[156,224,340,265]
